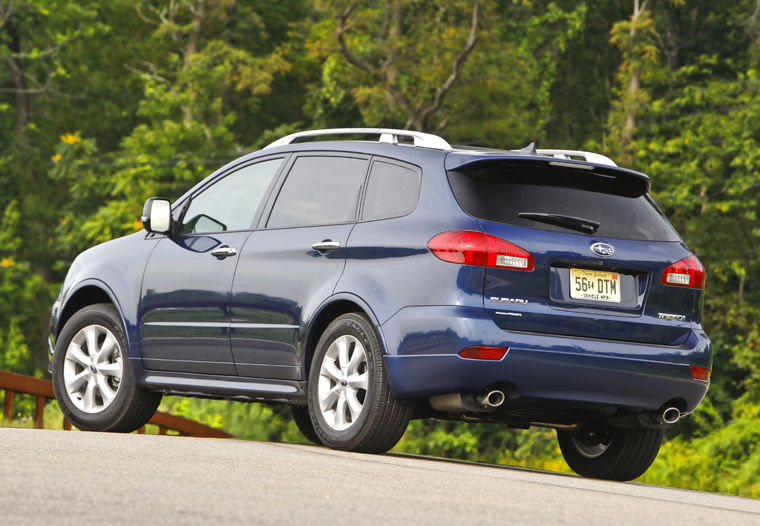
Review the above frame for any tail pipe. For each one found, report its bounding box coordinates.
[657,406,681,425]
[477,389,506,408]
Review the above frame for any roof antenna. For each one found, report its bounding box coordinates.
[520,142,537,154]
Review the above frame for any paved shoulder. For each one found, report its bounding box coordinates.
[1,428,758,525]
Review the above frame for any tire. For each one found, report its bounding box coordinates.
[307,313,413,453]
[52,303,162,432]
[557,425,664,481]
[291,405,320,444]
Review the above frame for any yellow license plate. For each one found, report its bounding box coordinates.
[570,268,621,303]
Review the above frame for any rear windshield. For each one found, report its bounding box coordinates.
[448,164,680,241]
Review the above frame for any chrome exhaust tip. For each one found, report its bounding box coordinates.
[658,406,681,425]
[477,389,506,408]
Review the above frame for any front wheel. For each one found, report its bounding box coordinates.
[557,425,664,481]
[307,313,413,453]
[52,303,162,432]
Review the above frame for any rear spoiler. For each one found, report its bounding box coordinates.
[444,153,651,195]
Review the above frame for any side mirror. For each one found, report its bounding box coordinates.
[141,197,172,235]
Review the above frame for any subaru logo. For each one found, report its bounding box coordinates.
[590,242,615,257]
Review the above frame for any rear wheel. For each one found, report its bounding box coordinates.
[557,425,664,481]
[52,303,162,432]
[307,313,413,453]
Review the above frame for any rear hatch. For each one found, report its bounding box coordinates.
[446,157,703,346]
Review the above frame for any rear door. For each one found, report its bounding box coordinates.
[447,161,699,346]
[230,153,369,380]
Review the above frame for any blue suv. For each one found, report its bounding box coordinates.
[49,128,711,480]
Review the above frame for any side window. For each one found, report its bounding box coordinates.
[180,158,282,235]
[267,156,368,229]
[361,160,421,221]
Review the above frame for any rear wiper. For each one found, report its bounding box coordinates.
[518,212,600,234]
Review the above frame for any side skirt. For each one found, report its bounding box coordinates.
[142,371,306,404]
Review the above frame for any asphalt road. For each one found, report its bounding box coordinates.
[1,428,758,525]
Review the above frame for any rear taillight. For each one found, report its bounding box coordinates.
[427,231,534,271]
[690,365,711,381]
[661,255,705,289]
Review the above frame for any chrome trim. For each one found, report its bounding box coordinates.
[144,321,299,329]
[535,149,617,167]
[658,313,687,322]
[549,161,594,170]
[311,241,340,251]
[143,374,299,394]
[590,241,615,257]
[210,246,237,259]
[489,296,528,305]
[264,128,453,151]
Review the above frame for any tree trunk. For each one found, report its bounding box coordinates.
[6,22,29,137]
[621,0,646,146]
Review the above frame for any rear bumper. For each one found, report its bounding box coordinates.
[381,306,711,412]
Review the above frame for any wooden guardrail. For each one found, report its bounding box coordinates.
[0,369,231,438]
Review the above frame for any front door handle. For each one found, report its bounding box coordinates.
[210,246,238,259]
[311,240,340,251]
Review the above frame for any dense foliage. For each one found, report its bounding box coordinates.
[1,0,758,496]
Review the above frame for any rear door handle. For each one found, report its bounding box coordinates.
[311,241,340,251]
[210,246,238,259]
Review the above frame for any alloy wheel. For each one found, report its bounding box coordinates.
[317,334,369,431]
[62,324,123,414]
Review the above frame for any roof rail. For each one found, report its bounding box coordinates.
[534,149,617,167]
[264,128,453,151]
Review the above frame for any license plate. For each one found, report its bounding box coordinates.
[570,268,621,303]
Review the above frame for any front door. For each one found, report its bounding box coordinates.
[139,157,285,375]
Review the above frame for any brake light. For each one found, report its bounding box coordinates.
[428,231,534,271]
[458,346,508,360]
[661,255,705,289]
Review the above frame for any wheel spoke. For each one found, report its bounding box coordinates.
[334,397,347,428]
[97,362,121,377]
[320,361,342,383]
[67,369,90,391]
[82,377,97,412]
[346,344,365,375]
[66,345,90,368]
[336,336,350,374]
[319,384,341,412]
[347,372,368,391]
[84,326,99,358]
[96,375,116,406]
[346,389,363,422]
[97,333,118,362]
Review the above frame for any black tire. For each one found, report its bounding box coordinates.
[557,425,664,481]
[52,303,162,432]
[291,405,320,444]
[307,313,413,453]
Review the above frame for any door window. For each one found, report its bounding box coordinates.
[180,158,282,235]
[267,156,368,229]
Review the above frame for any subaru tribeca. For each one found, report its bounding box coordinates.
[49,128,711,480]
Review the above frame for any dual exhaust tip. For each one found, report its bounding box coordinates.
[431,392,681,427]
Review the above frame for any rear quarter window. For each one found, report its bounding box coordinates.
[448,164,680,242]
[361,160,421,221]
